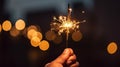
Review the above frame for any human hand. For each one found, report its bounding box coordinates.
[45,48,79,67]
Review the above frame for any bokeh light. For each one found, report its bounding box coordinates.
[39,40,49,51]
[32,32,42,41]
[45,30,56,41]
[0,24,2,32]
[2,20,12,31]
[27,29,42,40]
[15,19,26,30]
[30,36,40,47]
[107,42,118,55]
[82,11,85,13]
[10,26,20,37]
[27,25,38,32]
[53,35,62,44]
[72,31,82,42]
[27,29,37,39]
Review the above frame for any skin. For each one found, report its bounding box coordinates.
[45,48,79,67]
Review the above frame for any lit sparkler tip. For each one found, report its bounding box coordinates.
[49,5,83,47]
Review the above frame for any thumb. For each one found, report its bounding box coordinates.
[53,48,72,64]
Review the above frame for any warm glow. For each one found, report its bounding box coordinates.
[72,31,82,42]
[27,29,37,39]
[27,29,42,40]
[62,21,73,28]
[51,15,80,35]
[53,35,62,44]
[15,19,26,30]
[2,20,12,31]
[32,32,43,41]
[107,42,118,54]
[30,36,40,47]
[45,30,56,41]
[27,25,38,31]
[39,40,49,51]
[0,24,2,32]
[10,26,20,37]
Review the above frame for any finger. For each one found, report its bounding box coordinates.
[53,48,73,64]
[70,61,79,67]
[66,54,76,65]
[69,48,74,56]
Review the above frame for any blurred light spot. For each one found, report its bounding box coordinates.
[15,19,26,30]
[82,11,85,13]
[0,24,2,32]
[32,32,43,41]
[53,35,62,44]
[45,30,56,41]
[2,20,12,31]
[27,29,43,40]
[107,42,118,54]
[30,36,40,47]
[10,26,20,37]
[72,31,82,42]
[27,29,37,39]
[27,25,38,31]
[83,20,86,22]
[39,40,49,51]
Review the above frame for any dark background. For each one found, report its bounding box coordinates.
[0,0,120,67]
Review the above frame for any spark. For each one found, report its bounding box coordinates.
[50,5,82,47]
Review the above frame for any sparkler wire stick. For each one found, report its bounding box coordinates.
[66,28,69,47]
[66,4,72,48]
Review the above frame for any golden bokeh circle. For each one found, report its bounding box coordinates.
[45,30,56,41]
[39,40,49,51]
[30,36,40,47]
[10,26,20,37]
[15,19,26,30]
[107,42,118,54]
[37,32,43,41]
[27,29,42,40]
[27,29,37,40]
[72,31,82,42]
[27,25,38,32]
[32,32,43,41]
[53,35,62,44]
[2,20,12,31]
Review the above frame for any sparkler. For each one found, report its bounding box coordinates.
[50,5,82,47]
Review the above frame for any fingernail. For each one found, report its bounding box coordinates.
[63,48,69,54]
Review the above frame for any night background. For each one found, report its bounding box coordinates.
[0,0,120,67]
